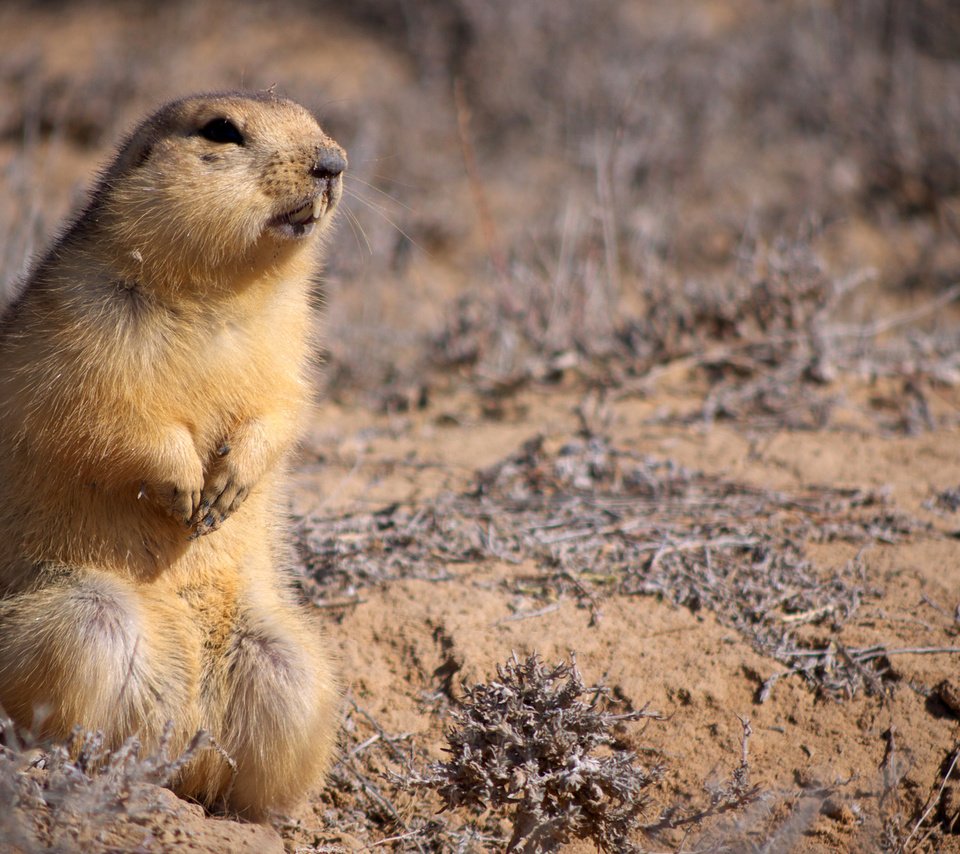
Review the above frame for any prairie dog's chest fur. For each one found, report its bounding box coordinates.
[110,275,311,424]
[2,268,309,456]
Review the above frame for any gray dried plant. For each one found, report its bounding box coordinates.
[0,715,227,852]
[419,652,662,853]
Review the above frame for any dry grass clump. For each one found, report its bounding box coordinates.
[0,716,214,851]
[929,485,960,515]
[619,235,845,430]
[417,653,661,853]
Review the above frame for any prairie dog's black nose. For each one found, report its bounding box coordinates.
[311,147,346,179]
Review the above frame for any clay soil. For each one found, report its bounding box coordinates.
[3,1,960,852]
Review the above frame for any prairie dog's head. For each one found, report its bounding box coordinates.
[96,92,346,289]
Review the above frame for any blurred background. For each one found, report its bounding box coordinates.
[1,0,959,421]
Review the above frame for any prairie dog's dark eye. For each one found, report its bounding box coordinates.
[198,118,244,145]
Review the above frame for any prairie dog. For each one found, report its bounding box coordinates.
[0,92,345,817]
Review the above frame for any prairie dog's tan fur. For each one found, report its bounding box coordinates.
[0,92,346,816]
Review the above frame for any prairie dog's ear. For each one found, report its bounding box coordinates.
[129,140,155,170]
[110,122,161,175]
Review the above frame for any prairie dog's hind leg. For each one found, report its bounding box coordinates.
[203,592,338,817]
[0,570,199,749]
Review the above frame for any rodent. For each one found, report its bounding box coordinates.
[0,91,346,817]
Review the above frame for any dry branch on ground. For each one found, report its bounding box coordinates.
[299,432,931,700]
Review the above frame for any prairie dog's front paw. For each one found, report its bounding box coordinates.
[189,444,254,538]
[137,429,204,527]
[140,470,204,526]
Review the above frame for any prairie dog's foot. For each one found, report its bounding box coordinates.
[212,602,337,816]
[0,570,199,745]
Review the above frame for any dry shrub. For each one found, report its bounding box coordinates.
[313,697,506,852]
[319,660,763,852]
[415,653,661,853]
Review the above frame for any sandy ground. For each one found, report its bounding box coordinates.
[283,383,960,852]
[2,1,960,851]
